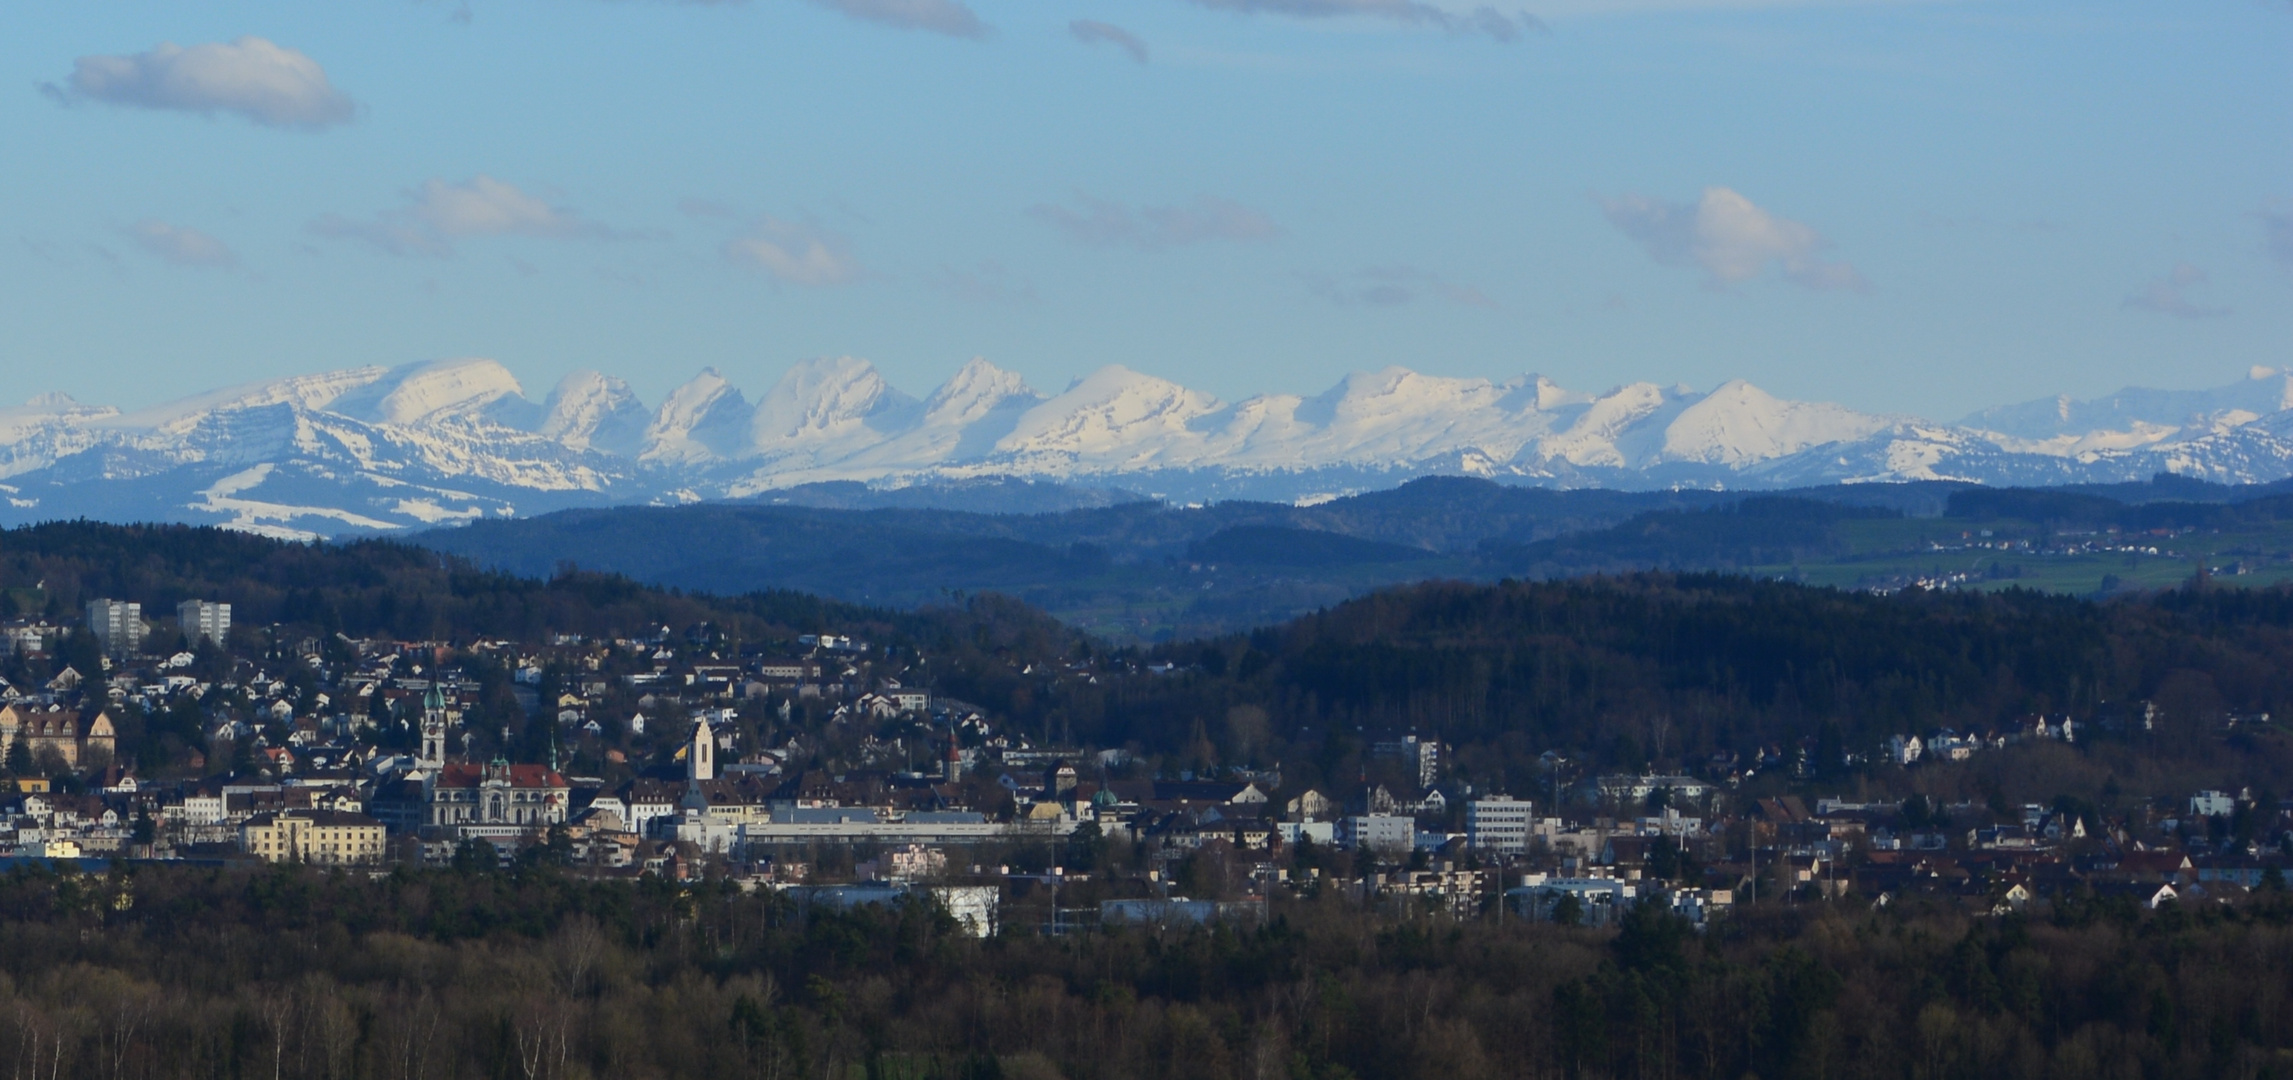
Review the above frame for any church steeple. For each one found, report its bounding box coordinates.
[419,686,450,769]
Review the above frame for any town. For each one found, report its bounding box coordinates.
[5,593,2283,936]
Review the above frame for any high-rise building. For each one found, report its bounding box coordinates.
[1467,796,1534,856]
[178,600,231,646]
[84,599,143,658]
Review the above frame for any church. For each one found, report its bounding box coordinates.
[372,687,568,845]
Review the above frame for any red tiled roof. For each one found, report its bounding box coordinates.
[431,763,567,789]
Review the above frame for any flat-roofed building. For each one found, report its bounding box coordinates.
[178,600,231,646]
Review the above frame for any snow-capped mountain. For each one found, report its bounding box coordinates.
[5,356,2293,538]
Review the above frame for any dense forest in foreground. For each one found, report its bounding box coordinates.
[0,861,2290,1080]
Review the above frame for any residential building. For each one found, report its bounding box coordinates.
[1468,796,1534,855]
[0,704,117,768]
[1373,735,1441,788]
[85,599,143,657]
[1338,813,1414,854]
[2191,790,2237,818]
[1595,773,1713,807]
[241,809,388,865]
[178,600,231,646]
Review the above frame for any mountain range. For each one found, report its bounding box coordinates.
[5,356,2292,538]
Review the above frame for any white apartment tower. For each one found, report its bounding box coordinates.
[85,599,144,658]
[1468,796,1534,856]
[178,600,231,646]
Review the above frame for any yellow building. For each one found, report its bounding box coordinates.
[240,809,388,865]
[0,704,115,768]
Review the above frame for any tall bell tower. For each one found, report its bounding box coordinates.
[419,686,450,770]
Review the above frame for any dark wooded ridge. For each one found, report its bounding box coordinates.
[0,861,2289,1080]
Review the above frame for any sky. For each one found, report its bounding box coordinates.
[3,0,2288,422]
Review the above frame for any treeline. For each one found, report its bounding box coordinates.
[0,521,1068,654]
[3,862,2293,1080]
[915,573,2293,802]
[1479,498,1899,577]
[1946,486,2293,532]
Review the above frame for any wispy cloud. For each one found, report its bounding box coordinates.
[2122,263,2229,320]
[1304,266,1494,308]
[806,0,988,37]
[1182,0,1545,42]
[311,176,620,257]
[42,37,355,130]
[1029,193,1281,250]
[126,219,237,268]
[1070,20,1150,62]
[1600,187,1867,292]
[723,216,863,286]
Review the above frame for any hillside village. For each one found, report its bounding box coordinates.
[2,591,2286,932]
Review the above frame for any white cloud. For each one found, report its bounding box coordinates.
[1305,266,1494,308]
[1070,20,1151,62]
[2122,263,2229,320]
[1600,187,1867,291]
[1029,193,1281,250]
[1182,0,1542,41]
[806,0,988,37]
[723,217,863,285]
[126,219,237,268]
[310,176,617,257]
[44,37,355,130]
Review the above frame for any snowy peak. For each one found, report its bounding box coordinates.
[642,368,750,465]
[1539,382,1695,468]
[996,365,1222,465]
[1661,379,1893,465]
[327,358,532,427]
[16,356,2293,539]
[1963,367,2293,442]
[748,356,917,453]
[109,368,389,434]
[540,371,650,456]
[923,357,1041,427]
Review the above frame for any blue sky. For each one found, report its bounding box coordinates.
[4,0,2288,420]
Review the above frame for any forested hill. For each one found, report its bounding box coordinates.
[0,521,1076,657]
[975,574,2293,804]
[407,474,2293,640]
[7,520,2293,805]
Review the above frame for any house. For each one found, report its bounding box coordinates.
[0,704,117,767]
[240,809,388,865]
[1887,734,1923,766]
[1285,789,1335,822]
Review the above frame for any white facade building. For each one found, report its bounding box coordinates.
[1467,796,1534,855]
[1338,813,1414,854]
[85,599,143,657]
[178,600,231,646]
